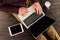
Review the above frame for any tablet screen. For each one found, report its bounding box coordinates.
[28,16,55,37]
[8,23,24,36]
[10,24,22,34]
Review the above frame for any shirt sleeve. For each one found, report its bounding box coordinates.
[0,0,3,6]
[0,0,19,13]
[0,7,19,13]
[31,0,40,4]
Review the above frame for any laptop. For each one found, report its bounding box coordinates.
[8,23,24,36]
[18,5,45,29]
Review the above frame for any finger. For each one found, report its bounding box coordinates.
[22,11,27,16]
[38,8,42,15]
[20,10,28,16]
[22,10,28,15]
[35,8,39,15]
[18,8,28,16]
[38,9,41,15]
[23,8,28,12]
[22,11,28,16]
[19,12,24,16]
[37,9,39,14]
[34,8,36,13]
[35,8,38,14]
[19,10,26,16]
[24,13,27,16]
[23,8,28,13]
[39,10,42,14]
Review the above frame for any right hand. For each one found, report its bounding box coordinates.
[18,7,28,16]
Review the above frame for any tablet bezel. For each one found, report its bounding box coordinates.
[8,23,24,36]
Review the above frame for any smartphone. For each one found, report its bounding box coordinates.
[8,23,24,36]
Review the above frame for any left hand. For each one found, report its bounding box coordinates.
[33,2,43,15]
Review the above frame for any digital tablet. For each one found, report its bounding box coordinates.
[8,23,24,36]
[28,15,55,38]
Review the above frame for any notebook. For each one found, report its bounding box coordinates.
[18,5,45,29]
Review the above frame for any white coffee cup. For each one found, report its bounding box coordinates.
[45,1,51,9]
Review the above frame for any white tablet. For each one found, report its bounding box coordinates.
[8,23,24,36]
[18,5,45,29]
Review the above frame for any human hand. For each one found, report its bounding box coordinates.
[18,7,28,16]
[33,2,43,15]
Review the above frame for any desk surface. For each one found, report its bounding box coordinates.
[0,11,35,40]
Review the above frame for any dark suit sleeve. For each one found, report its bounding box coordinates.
[0,0,19,13]
[0,0,3,6]
[32,0,40,4]
[0,7,19,13]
